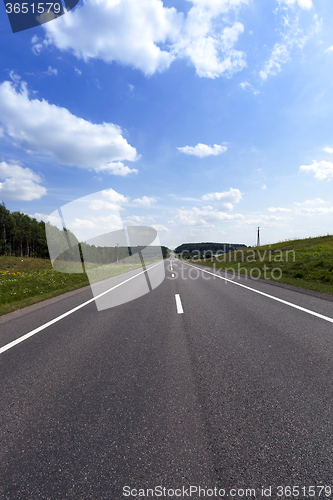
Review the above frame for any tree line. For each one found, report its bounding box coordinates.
[0,202,49,258]
[0,202,169,262]
[174,242,248,258]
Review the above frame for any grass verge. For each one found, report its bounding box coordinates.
[184,235,333,296]
[0,256,155,317]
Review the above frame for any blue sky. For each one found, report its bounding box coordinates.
[0,0,333,248]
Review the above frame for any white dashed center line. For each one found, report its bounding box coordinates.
[175,294,184,314]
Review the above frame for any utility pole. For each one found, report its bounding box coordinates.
[257,227,260,247]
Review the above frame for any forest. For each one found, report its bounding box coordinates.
[0,202,169,262]
[0,202,49,258]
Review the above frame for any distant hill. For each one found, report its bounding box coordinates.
[174,242,248,256]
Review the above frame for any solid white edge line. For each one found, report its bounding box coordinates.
[0,260,164,356]
[184,261,333,325]
[175,294,184,314]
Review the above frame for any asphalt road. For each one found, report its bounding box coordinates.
[1,256,333,499]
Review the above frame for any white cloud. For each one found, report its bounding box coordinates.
[101,188,130,205]
[89,213,122,227]
[178,196,201,202]
[0,161,47,201]
[88,200,122,211]
[299,160,333,180]
[259,7,310,81]
[0,79,138,175]
[46,66,58,76]
[72,218,99,229]
[124,215,153,225]
[268,207,293,213]
[294,198,333,215]
[325,46,333,53]
[260,43,290,80]
[31,212,61,224]
[174,17,247,78]
[267,215,290,221]
[240,81,259,94]
[31,35,43,55]
[40,0,183,76]
[36,0,248,79]
[175,205,244,227]
[202,187,242,209]
[86,188,129,214]
[268,199,333,217]
[95,162,138,176]
[177,143,227,157]
[133,196,157,207]
[74,67,82,75]
[323,147,333,154]
[261,184,267,190]
[152,224,170,232]
[278,0,313,9]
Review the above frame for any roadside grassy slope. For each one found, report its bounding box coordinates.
[0,256,151,316]
[184,235,333,296]
[0,256,89,316]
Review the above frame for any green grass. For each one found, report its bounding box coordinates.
[0,256,89,316]
[0,256,158,316]
[184,234,333,296]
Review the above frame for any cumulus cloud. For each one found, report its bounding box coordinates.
[101,188,130,205]
[323,147,333,153]
[0,161,47,201]
[174,16,247,78]
[299,160,333,180]
[133,196,157,207]
[177,143,227,157]
[36,0,248,79]
[40,0,183,75]
[202,187,242,209]
[0,78,138,175]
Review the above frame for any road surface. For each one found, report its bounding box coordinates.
[1,256,333,499]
